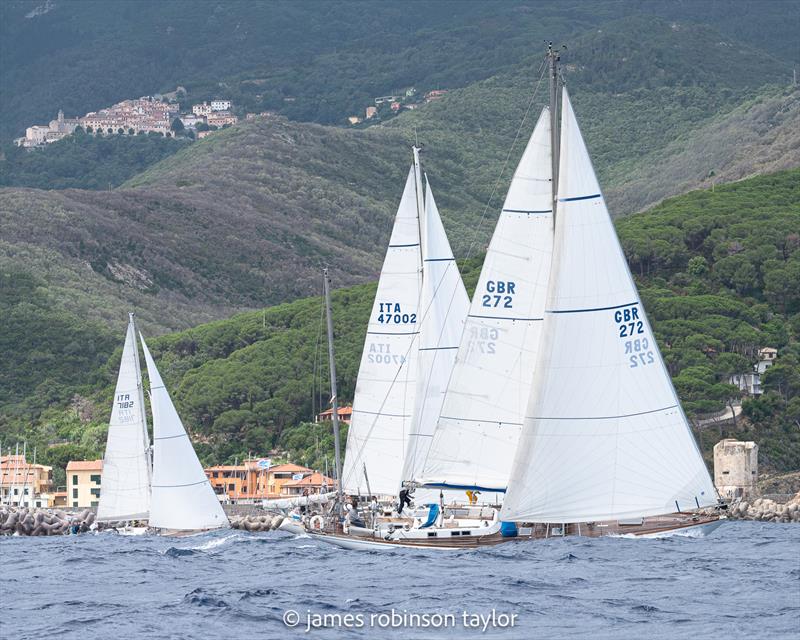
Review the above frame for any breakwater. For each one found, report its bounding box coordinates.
[726,492,800,522]
[228,513,285,532]
[0,506,95,535]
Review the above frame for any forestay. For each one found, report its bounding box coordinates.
[400,181,470,486]
[341,163,423,496]
[502,90,717,523]
[414,109,554,493]
[97,314,151,522]
[141,335,228,531]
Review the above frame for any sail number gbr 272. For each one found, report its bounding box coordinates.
[614,305,654,368]
[481,280,516,308]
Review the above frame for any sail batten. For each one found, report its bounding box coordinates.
[501,89,716,523]
[140,334,228,531]
[97,315,151,522]
[414,108,554,492]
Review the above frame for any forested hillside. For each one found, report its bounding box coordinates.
[1,0,797,142]
[2,171,797,482]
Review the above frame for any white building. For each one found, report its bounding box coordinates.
[192,102,213,116]
[210,99,232,111]
[728,347,777,396]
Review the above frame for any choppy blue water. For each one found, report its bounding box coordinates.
[1,521,797,640]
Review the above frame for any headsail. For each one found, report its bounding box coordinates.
[140,335,228,531]
[400,180,470,487]
[414,109,553,493]
[501,89,717,523]
[341,162,423,496]
[97,314,151,522]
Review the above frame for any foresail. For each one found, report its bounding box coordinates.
[414,108,554,492]
[400,182,470,487]
[141,335,228,531]
[501,89,717,523]
[97,315,151,521]
[341,165,423,496]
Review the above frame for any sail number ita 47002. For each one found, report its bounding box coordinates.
[614,305,654,368]
[376,302,416,325]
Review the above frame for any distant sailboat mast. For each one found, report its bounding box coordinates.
[323,267,345,514]
[548,42,563,223]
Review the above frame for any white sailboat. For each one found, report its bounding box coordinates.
[500,86,720,532]
[97,313,151,532]
[140,335,229,534]
[310,47,723,550]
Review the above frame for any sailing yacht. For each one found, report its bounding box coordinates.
[309,47,723,550]
[97,315,228,535]
[97,313,151,534]
[339,147,469,501]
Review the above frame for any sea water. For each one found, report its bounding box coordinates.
[0,521,797,639]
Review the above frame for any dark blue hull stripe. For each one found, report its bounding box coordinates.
[528,404,679,421]
[468,314,543,322]
[559,193,602,202]
[547,301,638,314]
[420,482,507,493]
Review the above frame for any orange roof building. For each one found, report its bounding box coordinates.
[281,472,335,496]
[315,405,353,424]
[65,460,103,509]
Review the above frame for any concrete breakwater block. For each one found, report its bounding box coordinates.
[229,513,285,532]
[0,506,95,536]
[727,491,800,522]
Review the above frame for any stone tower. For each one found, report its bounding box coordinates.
[713,439,758,499]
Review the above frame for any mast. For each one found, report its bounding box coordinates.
[547,42,562,225]
[411,145,425,255]
[323,268,344,513]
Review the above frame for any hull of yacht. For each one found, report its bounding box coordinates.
[306,512,723,551]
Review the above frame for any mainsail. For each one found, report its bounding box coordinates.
[502,89,717,523]
[400,180,470,486]
[97,314,151,522]
[140,335,228,531]
[414,109,554,492]
[341,160,424,496]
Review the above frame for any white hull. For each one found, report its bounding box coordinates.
[114,526,149,536]
[278,518,305,535]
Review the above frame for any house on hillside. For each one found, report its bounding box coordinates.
[729,347,778,396]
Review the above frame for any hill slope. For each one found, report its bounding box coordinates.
[2,0,796,141]
[2,170,797,480]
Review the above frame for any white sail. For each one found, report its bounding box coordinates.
[97,314,151,521]
[502,89,717,523]
[400,181,470,486]
[140,335,228,531]
[415,109,553,492]
[341,162,423,496]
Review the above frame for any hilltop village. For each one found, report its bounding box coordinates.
[14,96,245,148]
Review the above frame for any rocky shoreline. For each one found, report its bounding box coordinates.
[0,506,96,536]
[725,492,800,523]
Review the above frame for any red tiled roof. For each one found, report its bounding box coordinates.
[267,463,310,473]
[66,460,103,471]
